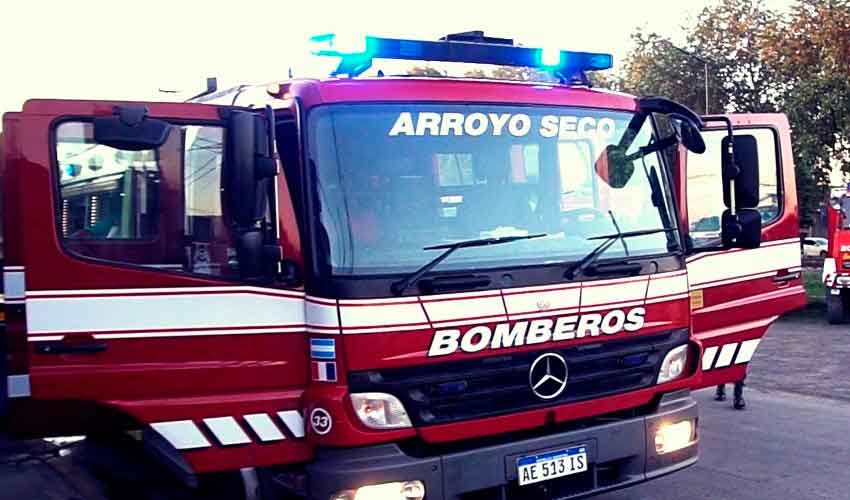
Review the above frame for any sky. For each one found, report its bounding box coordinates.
[0,0,793,124]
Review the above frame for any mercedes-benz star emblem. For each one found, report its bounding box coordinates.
[529,352,568,400]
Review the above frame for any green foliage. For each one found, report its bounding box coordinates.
[407,66,447,77]
[617,0,850,228]
[618,28,722,114]
[804,269,826,304]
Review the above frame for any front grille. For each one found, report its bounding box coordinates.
[349,329,688,426]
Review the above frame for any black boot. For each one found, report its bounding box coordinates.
[715,384,726,401]
[733,381,746,410]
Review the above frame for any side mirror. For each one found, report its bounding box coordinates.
[222,107,279,279]
[595,145,634,189]
[722,134,759,209]
[94,106,172,151]
[223,109,278,227]
[675,116,706,154]
[722,208,761,249]
[719,134,761,249]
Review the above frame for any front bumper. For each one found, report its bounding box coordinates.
[307,390,697,500]
[828,275,850,289]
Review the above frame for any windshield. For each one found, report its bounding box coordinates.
[308,104,679,276]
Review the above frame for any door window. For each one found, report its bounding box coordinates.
[687,128,781,249]
[54,121,237,278]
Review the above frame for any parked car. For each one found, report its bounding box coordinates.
[802,237,829,257]
[691,216,721,247]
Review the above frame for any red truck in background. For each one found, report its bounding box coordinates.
[1,33,805,500]
[824,186,850,323]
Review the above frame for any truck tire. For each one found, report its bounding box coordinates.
[96,465,272,500]
[78,435,278,500]
[827,291,846,324]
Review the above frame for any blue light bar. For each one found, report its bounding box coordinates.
[309,33,613,78]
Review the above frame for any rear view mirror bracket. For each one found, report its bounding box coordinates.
[93,106,173,151]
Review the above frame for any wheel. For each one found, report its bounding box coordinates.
[820,250,828,258]
[77,435,276,500]
[827,291,846,324]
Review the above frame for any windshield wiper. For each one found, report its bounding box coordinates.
[390,233,547,295]
[563,227,676,280]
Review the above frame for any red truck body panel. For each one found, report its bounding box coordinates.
[1,79,804,475]
[687,114,805,388]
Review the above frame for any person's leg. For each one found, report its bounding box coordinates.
[733,380,746,410]
[715,384,726,401]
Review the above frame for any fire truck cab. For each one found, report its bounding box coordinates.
[824,186,850,323]
[1,33,805,499]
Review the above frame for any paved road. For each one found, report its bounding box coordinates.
[2,314,848,500]
[599,387,850,500]
[747,308,850,401]
[600,311,850,500]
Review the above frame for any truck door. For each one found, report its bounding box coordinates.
[1,100,310,472]
[685,114,806,388]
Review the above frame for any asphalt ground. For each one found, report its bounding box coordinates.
[2,312,848,500]
[599,309,850,500]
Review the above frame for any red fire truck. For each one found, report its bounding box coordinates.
[824,186,850,323]
[1,33,805,499]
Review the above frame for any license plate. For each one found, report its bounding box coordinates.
[516,445,588,486]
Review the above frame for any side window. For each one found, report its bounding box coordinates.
[687,128,781,248]
[54,121,236,278]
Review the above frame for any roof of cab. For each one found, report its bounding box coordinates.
[267,76,639,112]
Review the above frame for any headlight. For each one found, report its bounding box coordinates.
[330,480,425,500]
[350,392,412,429]
[657,344,688,384]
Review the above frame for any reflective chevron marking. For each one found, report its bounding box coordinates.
[244,413,286,442]
[277,410,305,438]
[701,339,761,371]
[203,417,251,446]
[151,410,304,450]
[150,420,211,450]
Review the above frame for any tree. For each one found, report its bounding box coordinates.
[487,66,552,82]
[760,0,850,225]
[618,28,723,114]
[619,0,779,115]
[688,0,781,113]
[762,1,850,178]
[617,0,850,228]
[407,66,446,77]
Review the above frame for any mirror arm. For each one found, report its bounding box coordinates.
[637,96,705,128]
[703,115,739,219]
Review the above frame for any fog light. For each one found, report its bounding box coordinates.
[330,480,425,500]
[655,420,694,454]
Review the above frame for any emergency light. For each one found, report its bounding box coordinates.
[309,31,613,80]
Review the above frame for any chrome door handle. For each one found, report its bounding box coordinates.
[772,271,800,285]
